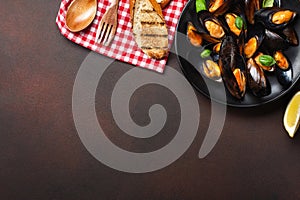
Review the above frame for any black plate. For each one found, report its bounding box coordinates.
[175,0,300,107]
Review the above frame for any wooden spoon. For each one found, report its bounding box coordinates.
[65,0,97,32]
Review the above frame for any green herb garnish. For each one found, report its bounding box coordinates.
[235,16,245,30]
[200,49,212,58]
[196,0,207,13]
[259,55,276,66]
[262,0,274,8]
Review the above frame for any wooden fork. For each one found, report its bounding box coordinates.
[95,0,119,46]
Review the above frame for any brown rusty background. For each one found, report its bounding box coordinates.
[1,1,300,199]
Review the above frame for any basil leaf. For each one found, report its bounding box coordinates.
[196,0,206,13]
[200,49,212,58]
[235,16,244,30]
[262,0,274,8]
[259,55,276,66]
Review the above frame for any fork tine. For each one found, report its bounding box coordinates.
[104,26,116,46]
[102,25,113,46]
[95,21,104,42]
[98,23,108,43]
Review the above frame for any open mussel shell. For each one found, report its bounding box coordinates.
[207,0,234,16]
[244,36,261,58]
[219,35,247,99]
[244,33,265,58]
[225,13,245,37]
[207,42,222,61]
[202,42,221,62]
[186,22,220,47]
[202,59,222,82]
[253,52,275,72]
[274,51,290,70]
[274,51,293,87]
[220,64,247,100]
[255,7,297,30]
[191,45,222,82]
[246,58,271,97]
[232,67,247,99]
[207,0,223,13]
[186,22,203,47]
[198,10,227,39]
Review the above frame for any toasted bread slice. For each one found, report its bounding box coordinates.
[130,0,171,18]
[130,0,169,59]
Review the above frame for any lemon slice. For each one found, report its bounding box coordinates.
[283,91,300,138]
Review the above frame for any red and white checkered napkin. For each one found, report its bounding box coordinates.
[56,0,187,73]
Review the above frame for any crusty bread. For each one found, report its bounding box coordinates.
[130,0,169,59]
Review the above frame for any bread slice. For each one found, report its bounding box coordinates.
[130,0,169,59]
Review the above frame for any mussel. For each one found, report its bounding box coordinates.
[255,7,297,30]
[276,66,293,88]
[187,22,203,47]
[244,35,264,58]
[208,0,233,16]
[208,0,224,13]
[246,58,271,97]
[244,0,261,24]
[211,42,221,61]
[243,24,265,58]
[200,42,221,62]
[244,37,258,58]
[202,59,222,82]
[274,51,293,87]
[274,50,289,70]
[282,26,299,46]
[254,52,275,72]
[198,10,226,39]
[186,22,220,47]
[219,35,247,99]
[261,29,289,52]
[213,42,221,53]
[225,13,243,36]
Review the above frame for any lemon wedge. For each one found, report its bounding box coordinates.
[283,91,300,138]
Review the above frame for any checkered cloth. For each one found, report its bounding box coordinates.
[56,0,187,73]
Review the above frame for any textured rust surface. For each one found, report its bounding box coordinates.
[1,1,300,199]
